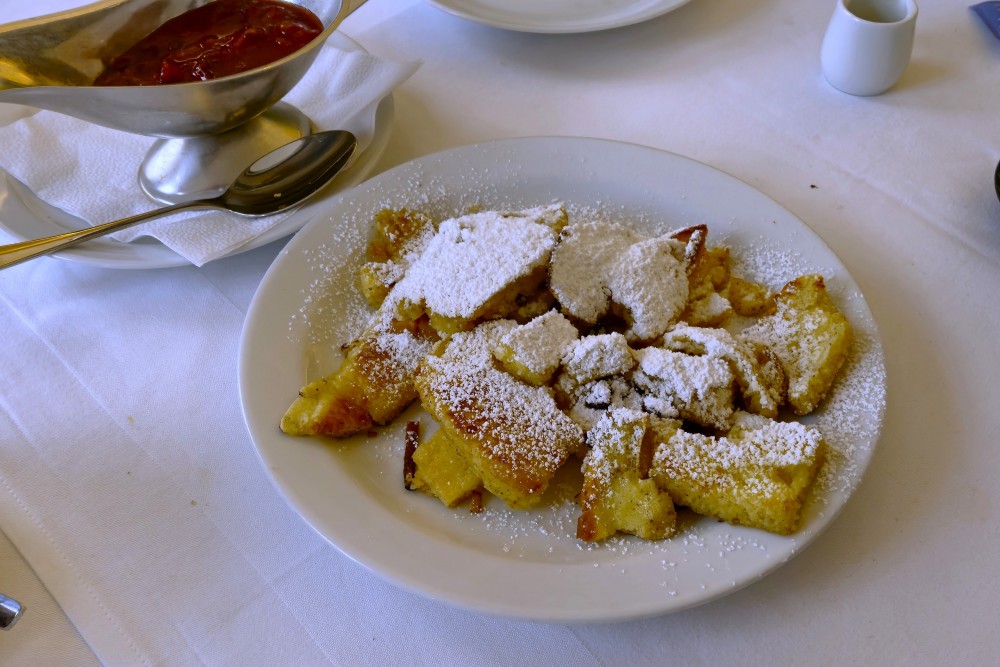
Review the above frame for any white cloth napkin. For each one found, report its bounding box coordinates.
[0,43,418,266]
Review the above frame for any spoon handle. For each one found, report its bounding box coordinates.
[0,200,203,270]
[0,593,24,630]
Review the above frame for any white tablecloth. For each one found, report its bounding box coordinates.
[2,0,999,664]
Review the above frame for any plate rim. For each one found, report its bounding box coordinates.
[425,0,693,33]
[238,135,887,622]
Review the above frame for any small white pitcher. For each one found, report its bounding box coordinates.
[821,0,918,96]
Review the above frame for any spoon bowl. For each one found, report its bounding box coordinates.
[220,129,358,215]
[0,129,357,270]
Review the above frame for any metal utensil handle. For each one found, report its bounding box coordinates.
[0,200,201,271]
[0,593,24,630]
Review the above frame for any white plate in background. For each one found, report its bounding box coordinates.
[426,0,692,33]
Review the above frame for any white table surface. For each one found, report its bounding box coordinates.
[2,0,999,664]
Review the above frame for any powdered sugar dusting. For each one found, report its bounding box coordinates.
[653,412,824,500]
[632,347,736,430]
[607,237,689,341]
[811,322,886,496]
[281,159,885,603]
[561,333,634,384]
[495,310,579,382]
[419,322,583,480]
[550,219,640,323]
[582,407,648,488]
[394,207,558,321]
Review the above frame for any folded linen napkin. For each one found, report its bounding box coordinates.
[0,42,418,266]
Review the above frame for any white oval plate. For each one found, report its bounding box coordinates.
[238,137,886,622]
[426,0,692,33]
[0,33,393,269]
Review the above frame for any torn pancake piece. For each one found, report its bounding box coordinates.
[393,204,567,334]
[650,411,825,535]
[357,209,438,308]
[631,346,736,430]
[577,408,677,542]
[561,332,635,386]
[606,236,689,343]
[493,310,579,386]
[549,219,690,342]
[408,428,483,508]
[661,323,784,418]
[415,321,585,509]
[741,274,851,415]
[281,323,436,437]
[549,219,642,325]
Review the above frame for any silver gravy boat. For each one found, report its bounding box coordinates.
[0,0,369,202]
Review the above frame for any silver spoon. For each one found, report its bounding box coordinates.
[0,129,357,270]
